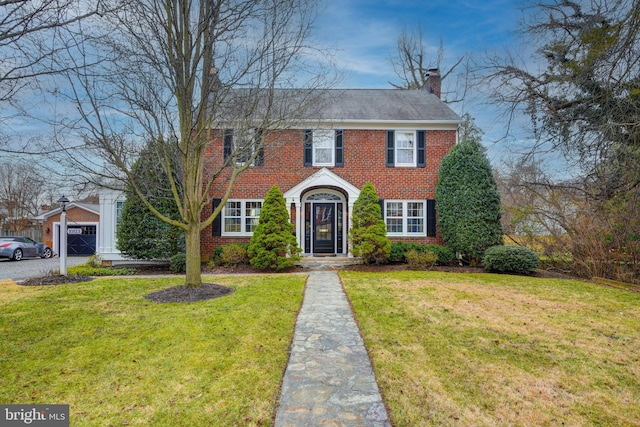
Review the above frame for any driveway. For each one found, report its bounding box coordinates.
[0,256,89,281]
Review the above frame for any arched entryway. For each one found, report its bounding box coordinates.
[284,168,360,257]
[302,189,346,255]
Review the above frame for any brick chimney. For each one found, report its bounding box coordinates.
[425,68,441,98]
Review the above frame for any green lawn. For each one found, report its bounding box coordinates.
[341,271,640,427]
[0,275,305,426]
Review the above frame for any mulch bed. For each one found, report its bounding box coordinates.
[144,283,234,303]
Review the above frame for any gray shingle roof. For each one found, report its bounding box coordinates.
[216,88,461,125]
[307,89,461,122]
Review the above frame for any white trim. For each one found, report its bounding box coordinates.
[394,130,418,167]
[53,221,99,256]
[384,200,427,237]
[221,199,263,237]
[312,129,335,166]
[98,190,126,261]
[284,168,360,257]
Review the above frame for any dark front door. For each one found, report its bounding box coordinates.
[313,203,334,254]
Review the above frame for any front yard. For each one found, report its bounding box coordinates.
[2,270,639,426]
[341,271,640,426]
[0,275,305,426]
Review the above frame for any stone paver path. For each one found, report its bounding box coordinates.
[274,271,391,427]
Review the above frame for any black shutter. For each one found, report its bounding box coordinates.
[426,199,436,237]
[335,130,344,166]
[378,199,385,220]
[417,130,426,167]
[223,129,233,161]
[386,130,395,167]
[304,129,313,166]
[212,198,222,236]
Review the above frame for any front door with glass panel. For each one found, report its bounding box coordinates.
[313,203,334,254]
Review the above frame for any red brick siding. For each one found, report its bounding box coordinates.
[200,128,456,258]
[41,207,99,250]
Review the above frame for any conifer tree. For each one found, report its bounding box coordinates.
[117,146,184,260]
[248,186,300,270]
[436,139,503,265]
[349,182,391,264]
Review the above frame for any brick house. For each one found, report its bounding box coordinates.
[97,74,460,261]
[201,83,460,259]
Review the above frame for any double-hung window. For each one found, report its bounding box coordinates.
[384,200,427,236]
[304,129,344,167]
[386,130,426,167]
[395,131,416,165]
[222,200,262,236]
[224,128,264,166]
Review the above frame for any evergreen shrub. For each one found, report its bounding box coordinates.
[248,186,301,271]
[389,242,454,265]
[218,243,249,267]
[406,249,438,270]
[349,182,391,264]
[483,245,539,274]
[170,253,187,273]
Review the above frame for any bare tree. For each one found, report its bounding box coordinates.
[483,0,640,196]
[481,0,640,283]
[388,26,467,103]
[0,160,54,231]
[48,0,333,287]
[0,0,103,103]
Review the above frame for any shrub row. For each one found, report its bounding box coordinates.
[389,242,455,265]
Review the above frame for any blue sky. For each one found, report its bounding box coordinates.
[312,0,531,166]
[3,1,530,169]
[315,0,522,88]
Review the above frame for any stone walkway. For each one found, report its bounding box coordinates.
[274,271,391,427]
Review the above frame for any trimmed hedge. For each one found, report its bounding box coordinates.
[218,243,249,267]
[483,245,539,275]
[389,242,454,265]
[406,249,438,270]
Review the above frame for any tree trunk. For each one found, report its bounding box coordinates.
[184,222,202,288]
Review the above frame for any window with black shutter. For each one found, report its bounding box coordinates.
[304,129,313,166]
[212,198,222,236]
[386,130,395,167]
[335,130,344,166]
[426,199,436,237]
[417,130,426,167]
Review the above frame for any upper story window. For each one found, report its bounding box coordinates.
[386,130,426,168]
[224,128,264,166]
[304,129,343,167]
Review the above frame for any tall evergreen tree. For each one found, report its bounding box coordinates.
[436,140,503,265]
[248,186,300,271]
[349,182,391,264]
[117,145,184,260]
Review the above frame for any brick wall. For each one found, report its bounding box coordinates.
[200,128,456,258]
[41,207,100,251]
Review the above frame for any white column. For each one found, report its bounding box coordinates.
[292,198,302,254]
[347,200,355,258]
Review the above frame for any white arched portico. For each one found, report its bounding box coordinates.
[284,168,360,256]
